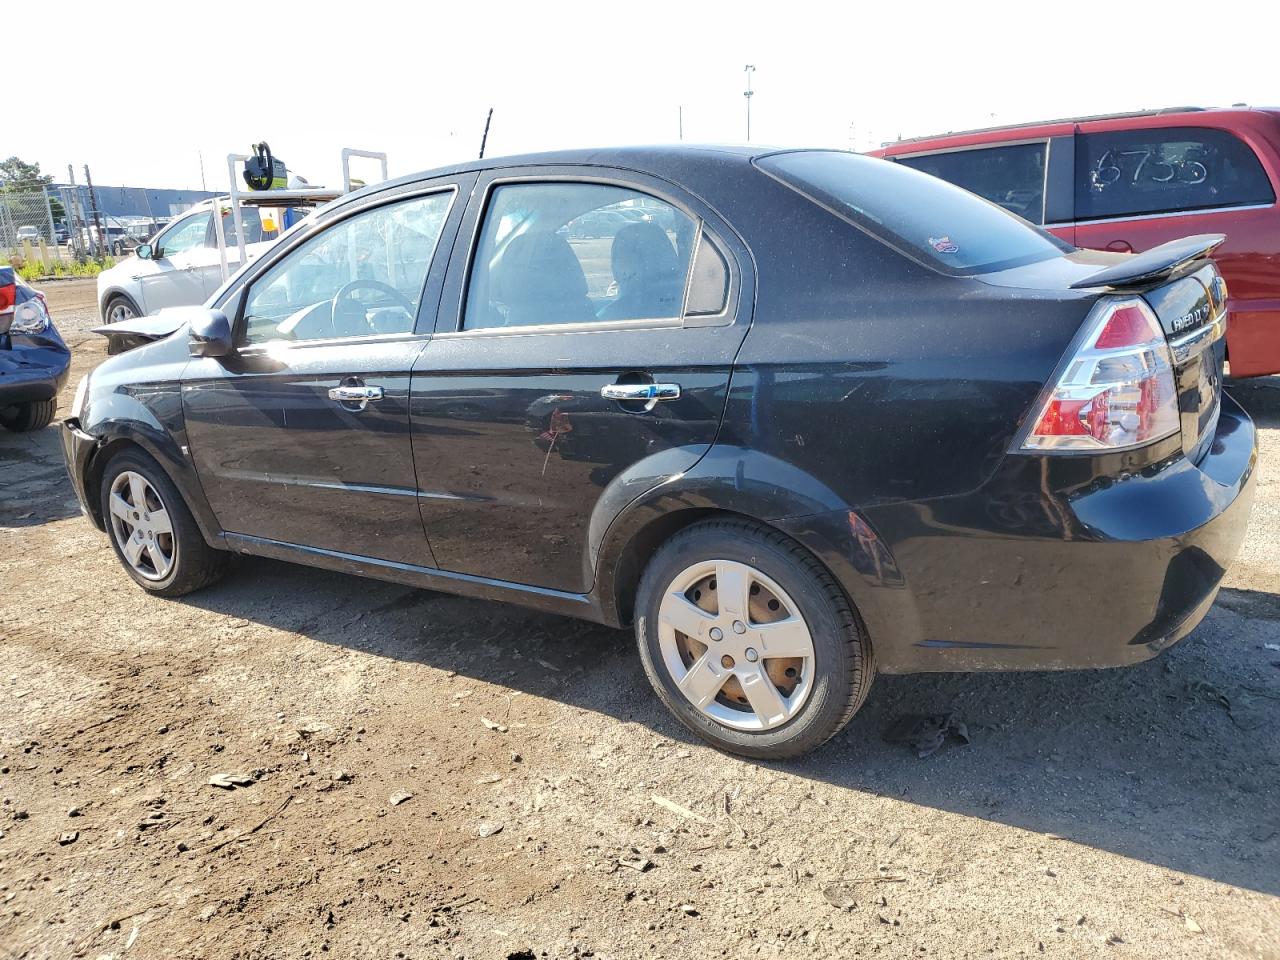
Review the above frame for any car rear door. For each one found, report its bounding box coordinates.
[409,168,753,593]
[182,178,472,564]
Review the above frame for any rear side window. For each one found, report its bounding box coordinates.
[757,150,1070,276]
[464,182,710,330]
[1076,126,1275,220]
[897,142,1047,224]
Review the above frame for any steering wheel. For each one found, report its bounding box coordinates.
[330,280,416,337]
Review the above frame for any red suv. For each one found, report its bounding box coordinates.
[875,107,1280,377]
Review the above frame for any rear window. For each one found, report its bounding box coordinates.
[757,151,1070,276]
[1076,126,1275,220]
[897,142,1047,224]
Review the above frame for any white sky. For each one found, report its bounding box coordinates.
[26,0,1280,192]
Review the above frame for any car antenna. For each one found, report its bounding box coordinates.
[479,108,494,160]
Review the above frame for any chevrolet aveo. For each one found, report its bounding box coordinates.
[61,147,1256,758]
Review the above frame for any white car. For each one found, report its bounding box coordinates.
[96,200,284,324]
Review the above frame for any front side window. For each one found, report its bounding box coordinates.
[241,191,453,344]
[758,150,1070,276]
[463,183,707,330]
[897,142,1047,224]
[156,212,211,257]
[1076,126,1275,220]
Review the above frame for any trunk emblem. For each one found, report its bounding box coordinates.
[1172,303,1211,332]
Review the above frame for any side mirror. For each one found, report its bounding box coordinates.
[188,308,235,357]
[135,243,153,260]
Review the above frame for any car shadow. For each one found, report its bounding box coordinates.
[0,423,83,527]
[1227,374,1280,429]
[178,555,1280,897]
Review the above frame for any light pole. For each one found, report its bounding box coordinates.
[743,64,755,142]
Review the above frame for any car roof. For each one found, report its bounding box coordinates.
[876,106,1280,154]
[326,144,787,213]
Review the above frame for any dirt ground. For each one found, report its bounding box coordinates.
[1,279,1278,959]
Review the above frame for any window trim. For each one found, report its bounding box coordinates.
[1071,125,1277,224]
[447,173,738,339]
[233,184,460,349]
[891,137,1052,226]
[1070,199,1275,228]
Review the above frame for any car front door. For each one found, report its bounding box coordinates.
[182,180,471,563]
[409,171,753,593]
[140,210,213,313]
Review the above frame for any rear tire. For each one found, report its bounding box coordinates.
[99,448,229,597]
[0,399,57,432]
[635,519,874,759]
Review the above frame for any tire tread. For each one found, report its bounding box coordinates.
[1,398,57,432]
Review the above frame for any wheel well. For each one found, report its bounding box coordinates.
[101,289,140,322]
[611,508,795,625]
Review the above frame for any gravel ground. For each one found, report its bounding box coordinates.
[1,279,1277,959]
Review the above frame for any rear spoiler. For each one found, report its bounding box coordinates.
[1069,234,1226,289]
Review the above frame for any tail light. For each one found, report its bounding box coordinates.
[0,267,14,316]
[1019,297,1179,452]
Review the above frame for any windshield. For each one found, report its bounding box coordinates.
[756,150,1071,276]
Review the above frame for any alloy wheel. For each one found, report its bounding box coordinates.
[108,301,136,323]
[656,559,816,731]
[108,471,176,581]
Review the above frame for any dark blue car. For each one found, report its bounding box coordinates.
[58,147,1256,758]
[1,266,71,431]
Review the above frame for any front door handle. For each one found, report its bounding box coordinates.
[1105,239,1134,253]
[601,381,681,411]
[328,384,384,410]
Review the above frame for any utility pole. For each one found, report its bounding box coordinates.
[679,105,684,141]
[67,165,83,259]
[478,108,494,160]
[743,64,756,142]
[42,185,56,246]
[84,164,106,259]
[198,150,207,192]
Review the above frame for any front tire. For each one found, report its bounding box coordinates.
[99,449,229,596]
[104,294,139,326]
[635,519,874,759]
[0,399,57,432]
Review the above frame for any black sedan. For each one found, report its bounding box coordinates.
[59,147,1256,758]
[1,267,71,432]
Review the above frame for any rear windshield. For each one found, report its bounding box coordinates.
[756,150,1071,276]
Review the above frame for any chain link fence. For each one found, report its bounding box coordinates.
[0,188,56,248]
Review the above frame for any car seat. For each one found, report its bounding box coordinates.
[491,232,596,327]
[598,222,684,321]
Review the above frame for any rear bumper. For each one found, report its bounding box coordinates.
[783,393,1258,673]
[0,345,70,406]
[60,417,102,528]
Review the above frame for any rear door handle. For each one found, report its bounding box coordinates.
[328,384,384,410]
[601,382,681,411]
[1105,240,1134,253]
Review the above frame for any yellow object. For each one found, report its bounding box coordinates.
[262,216,277,233]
